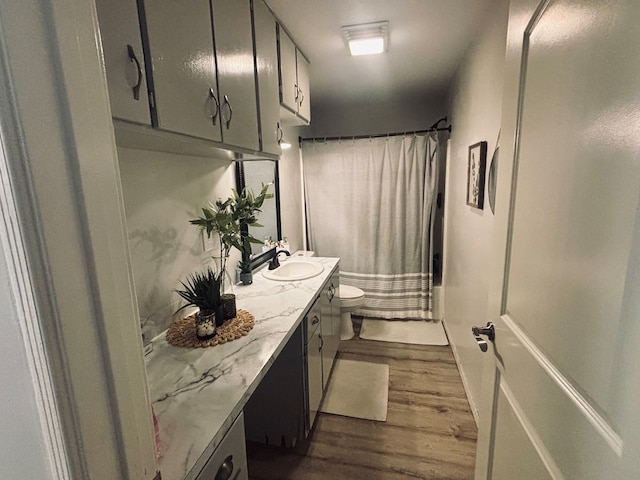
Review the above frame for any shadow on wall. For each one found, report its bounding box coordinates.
[128,224,210,265]
[129,221,215,343]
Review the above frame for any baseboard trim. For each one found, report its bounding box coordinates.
[442,318,479,426]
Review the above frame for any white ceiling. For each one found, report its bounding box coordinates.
[266,0,497,106]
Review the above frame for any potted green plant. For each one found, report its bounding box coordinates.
[175,267,223,338]
[190,184,273,306]
[238,258,253,285]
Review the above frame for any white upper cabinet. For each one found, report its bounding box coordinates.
[277,24,311,125]
[97,0,287,154]
[95,0,151,124]
[143,0,222,142]
[296,50,311,123]
[211,0,259,151]
[252,0,281,155]
[277,26,298,115]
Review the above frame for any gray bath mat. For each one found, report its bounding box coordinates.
[360,319,449,345]
[320,359,389,422]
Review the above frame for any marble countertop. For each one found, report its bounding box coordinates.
[145,256,339,480]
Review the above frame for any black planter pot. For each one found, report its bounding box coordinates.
[221,293,237,322]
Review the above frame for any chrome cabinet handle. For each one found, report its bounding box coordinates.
[209,88,220,126]
[215,455,234,480]
[298,88,304,107]
[294,84,299,101]
[327,284,336,301]
[126,44,142,100]
[223,95,233,129]
[277,122,283,143]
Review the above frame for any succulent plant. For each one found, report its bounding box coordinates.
[175,267,223,316]
[238,258,252,274]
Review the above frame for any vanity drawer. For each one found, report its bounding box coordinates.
[195,413,248,480]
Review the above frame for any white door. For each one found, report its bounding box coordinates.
[475,0,640,479]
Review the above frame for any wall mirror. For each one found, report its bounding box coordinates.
[235,160,281,268]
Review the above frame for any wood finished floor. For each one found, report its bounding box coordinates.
[246,320,477,480]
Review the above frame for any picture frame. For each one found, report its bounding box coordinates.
[466,141,488,209]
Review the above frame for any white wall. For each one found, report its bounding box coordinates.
[444,0,509,420]
[118,148,239,341]
[305,94,448,138]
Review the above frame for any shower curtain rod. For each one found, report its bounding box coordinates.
[298,118,452,145]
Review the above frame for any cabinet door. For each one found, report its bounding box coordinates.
[321,270,340,389]
[277,25,298,114]
[252,0,281,155]
[143,0,221,141]
[296,49,311,123]
[96,0,150,124]
[196,413,248,480]
[211,0,259,151]
[331,272,341,361]
[307,315,323,430]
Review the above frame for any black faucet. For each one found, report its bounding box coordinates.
[268,249,291,270]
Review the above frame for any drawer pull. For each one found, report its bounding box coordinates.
[215,454,233,480]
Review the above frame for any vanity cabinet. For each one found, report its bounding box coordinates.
[243,267,340,447]
[306,299,323,431]
[244,323,306,447]
[195,412,248,480]
[95,0,151,124]
[320,269,340,389]
[252,0,281,155]
[277,24,311,124]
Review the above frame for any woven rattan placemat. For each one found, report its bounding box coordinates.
[166,309,255,348]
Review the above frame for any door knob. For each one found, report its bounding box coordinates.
[471,322,495,353]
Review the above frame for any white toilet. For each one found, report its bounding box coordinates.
[338,284,365,340]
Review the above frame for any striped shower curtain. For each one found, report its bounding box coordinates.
[302,133,441,320]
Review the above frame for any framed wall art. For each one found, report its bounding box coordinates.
[466,141,487,209]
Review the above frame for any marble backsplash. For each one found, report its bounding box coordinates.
[117,147,239,343]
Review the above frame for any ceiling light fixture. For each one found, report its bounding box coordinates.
[342,21,389,56]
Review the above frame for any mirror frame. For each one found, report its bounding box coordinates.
[235,160,282,270]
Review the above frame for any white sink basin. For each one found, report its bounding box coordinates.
[262,260,324,281]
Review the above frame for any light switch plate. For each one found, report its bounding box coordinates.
[201,230,216,252]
